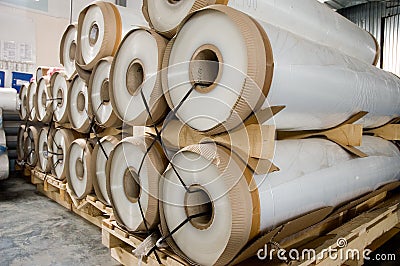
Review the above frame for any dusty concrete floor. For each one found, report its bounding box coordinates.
[0,175,118,266]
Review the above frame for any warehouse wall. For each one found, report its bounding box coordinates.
[339,1,400,76]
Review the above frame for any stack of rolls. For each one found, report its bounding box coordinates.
[50,71,70,125]
[17,125,27,162]
[52,128,80,180]
[27,82,38,122]
[60,24,78,80]
[35,77,53,123]
[25,126,39,167]
[67,75,92,133]
[37,127,52,173]
[19,84,29,121]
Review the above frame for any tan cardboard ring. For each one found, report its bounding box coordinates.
[35,77,53,123]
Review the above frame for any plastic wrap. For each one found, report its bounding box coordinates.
[35,77,53,123]
[19,84,29,120]
[0,151,9,180]
[60,24,78,80]
[67,75,92,133]
[50,71,70,124]
[106,135,167,232]
[17,125,26,162]
[89,57,121,128]
[92,135,120,205]
[25,126,39,167]
[110,29,168,126]
[163,6,400,133]
[52,128,79,180]
[27,82,38,122]
[37,127,52,172]
[0,88,18,112]
[76,1,148,71]
[160,136,400,265]
[66,139,94,200]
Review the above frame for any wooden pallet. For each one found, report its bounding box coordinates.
[102,219,187,266]
[101,193,400,266]
[30,168,113,228]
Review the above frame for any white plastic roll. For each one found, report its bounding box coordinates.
[0,128,6,146]
[52,128,79,180]
[161,136,400,265]
[143,0,378,65]
[17,125,26,162]
[66,139,94,200]
[92,135,120,205]
[107,135,167,232]
[37,127,52,172]
[27,82,38,122]
[163,6,400,133]
[60,24,78,80]
[67,75,92,133]
[110,29,168,126]
[0,150,9,180]
[19,84,29,120]
[0,88,18,112]
[76,1,148,71]
[50,71,70,124]
[25,126,39,167]
[35,77,53,123]
[89,57,121,128]
[36,66,50,82]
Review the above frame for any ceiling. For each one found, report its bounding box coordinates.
[318,0,394,10]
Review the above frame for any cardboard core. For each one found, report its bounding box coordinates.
[75,158,84,181]
[89,23,99,47]
[43,143,48,159]
[184,185,214,230]
[123,167,141,203]
[101,79,110,104]
[167,0,181,4]
[126,60,144,96]
[77,91,86,112]
[69,41,77,61]
[190,44,222,93]
[23,95,27,108]
[57,89,63,107]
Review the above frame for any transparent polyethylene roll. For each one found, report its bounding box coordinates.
[76,1,148,70]
[0,88,18,112]
[35,77,53,123]
[107,135,167,232]
[67,75,92,133]
[52,128,78,180]
[19,84,29,120]
[163,6,400,133]
[50,72,70,124]
[161,136,400,265]
[92,135,120,205]
[0,151,9,180]
[60,24,78,80]
[38,127,52,172]
[67,139,93,200]
[27,82,38,122]
[110,29,168,126]
[26,126,39,167]
[89,57,121,128]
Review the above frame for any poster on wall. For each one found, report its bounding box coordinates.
[0,71,4,87]
[12,71,32,92]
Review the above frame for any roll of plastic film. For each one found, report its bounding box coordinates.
[37,127,52,172]
[67,75,92,133]
[52,128,79,180]
[89,57,121,128]
[36,66,50,83]
[35,77,53,123]
[92,135,120,205]
[76,1,148,71]
[106,135,167,232]
[110,29,168,126]
[25,126,39,167]
[0,150,9,180]
[50,71,70,124]
[163,6,271,135]
[19,84,29,120]
[66,139,94,200]
[17,125,26,162]
[60,24,78,80]
[0,88,18,113]
[164,6,400,132]
[142,0,223,38]
[257,16,400,130]
[27,82,38,122]
[160,136,400,265]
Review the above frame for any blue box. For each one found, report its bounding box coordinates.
[12,72,32,92]
[0,71,5,87]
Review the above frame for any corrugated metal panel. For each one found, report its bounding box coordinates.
[339,1,400,76]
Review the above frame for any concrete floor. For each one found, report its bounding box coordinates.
[0,175,117,266]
